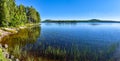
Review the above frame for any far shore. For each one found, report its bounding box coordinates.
[42,19,120,23]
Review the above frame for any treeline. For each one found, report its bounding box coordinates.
[0,0,40,27]
[43,19,120,23]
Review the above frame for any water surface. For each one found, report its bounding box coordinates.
[1,23,120,61]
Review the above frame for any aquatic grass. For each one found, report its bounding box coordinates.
[9,45,30,61]
[38,58,43,61]
[0,48,8,61]
[42,45,67,60]
[26,56,34,61]
[12,45,22,58]
[107,43,118,54]
[0,26,41,61]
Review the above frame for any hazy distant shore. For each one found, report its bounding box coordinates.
[42,19,120,23]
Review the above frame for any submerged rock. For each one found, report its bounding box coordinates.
[9,55,14,59]
[16,58,19,61]
[4,44,8,49]
[0,44,19,61]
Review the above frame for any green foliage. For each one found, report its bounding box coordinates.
[26,6,40,23]
[0,0,41,27]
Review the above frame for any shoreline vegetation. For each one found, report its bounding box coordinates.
[42,19,120,23]
[0,0,41,41]
[0,0,41,45]
[0,23,40,61]
[0,0,40,60]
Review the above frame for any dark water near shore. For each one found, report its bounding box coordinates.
[1,23,120,61]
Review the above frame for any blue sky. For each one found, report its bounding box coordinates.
[16,0,120,21]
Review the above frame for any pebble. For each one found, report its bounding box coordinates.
[9,55,14,59]
[3,51,9,58]
[16,58,19,61]
[4,44,8,48]
[0,44,19,61]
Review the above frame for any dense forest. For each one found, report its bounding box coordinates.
[0,0,40,27]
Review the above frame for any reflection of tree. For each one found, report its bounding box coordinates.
[0,26,41,59]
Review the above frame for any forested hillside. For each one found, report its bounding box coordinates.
[0,0,40,27]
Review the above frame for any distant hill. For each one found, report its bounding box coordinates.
[42,19,120,23]
[89,19,101,22]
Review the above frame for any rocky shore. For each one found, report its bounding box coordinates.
[0,23,40,42]
[0,44,19,61]
[0,23,40,61]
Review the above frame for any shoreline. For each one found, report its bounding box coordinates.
[0,44,19,61]
[0,30,11,42]
[0,23,40,61]
[0,26,26,42]
[0,23,40,42]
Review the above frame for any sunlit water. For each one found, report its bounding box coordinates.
[1,22,120,61]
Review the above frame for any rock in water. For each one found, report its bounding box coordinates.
[16,58,19,61]
[4,44,8,48]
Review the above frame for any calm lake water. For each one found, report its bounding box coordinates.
[1,22,120,61]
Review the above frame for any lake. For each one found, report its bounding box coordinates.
[1,22,120,61]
